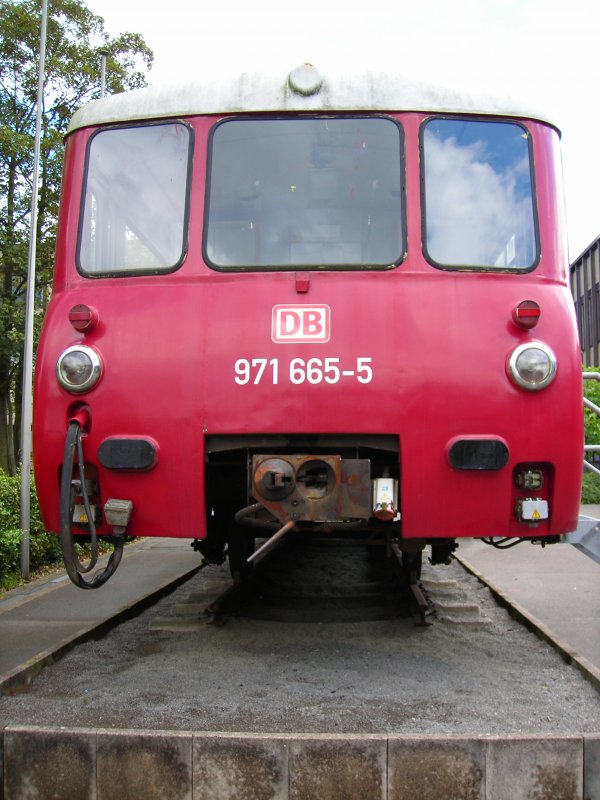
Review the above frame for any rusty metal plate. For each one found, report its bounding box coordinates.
[251,454,371,523]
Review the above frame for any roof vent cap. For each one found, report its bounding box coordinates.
[288,63,323,96]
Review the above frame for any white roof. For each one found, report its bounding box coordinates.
[68,64,558,133]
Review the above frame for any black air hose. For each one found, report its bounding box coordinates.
[59,420,124,589]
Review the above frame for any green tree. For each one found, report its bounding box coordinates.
[0,0,153,473]
[584,376,600,445]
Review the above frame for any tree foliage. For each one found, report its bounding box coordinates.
[581,376,600,502]
[0,466,63,589]
[0,0,153,473]
[584,376,600,445]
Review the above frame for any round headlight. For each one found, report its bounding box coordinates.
[507,343,556,391]
[56,346,102,393]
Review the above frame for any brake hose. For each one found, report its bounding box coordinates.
[59,420,124,589]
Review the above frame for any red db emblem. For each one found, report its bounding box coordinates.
[272,305,330,343]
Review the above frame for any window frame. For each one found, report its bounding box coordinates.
[419,115,541,273]
[203,114,407,273]
[76,119,194,279]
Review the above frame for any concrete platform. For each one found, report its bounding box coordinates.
[1,727,599,800]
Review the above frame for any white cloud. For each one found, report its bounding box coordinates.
[424,130,534,267]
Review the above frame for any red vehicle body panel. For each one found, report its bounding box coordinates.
[32,113,584,541]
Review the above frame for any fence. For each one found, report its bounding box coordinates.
[571,235,600,367]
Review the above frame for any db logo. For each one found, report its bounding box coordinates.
[272,305,330,343]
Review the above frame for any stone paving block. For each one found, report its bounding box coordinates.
[193,732,289,800]
[4,725,96,800]
[97,728,192,800]
[388,735,485,800]
[486,736,583,800]
[289,733,387,800]
[584,734,600,800]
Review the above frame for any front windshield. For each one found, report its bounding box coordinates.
[205,117,404,270]
[422,118,538,270]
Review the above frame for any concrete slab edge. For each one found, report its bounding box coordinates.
[454,552,600,694]
[0,565,201,698]
[2,727,600,800]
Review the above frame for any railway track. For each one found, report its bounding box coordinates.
[203,534,413,625]
[1,534,598,697]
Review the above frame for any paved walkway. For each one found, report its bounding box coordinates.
[455,505,600,683]
[456,537,600,673]
[0,537,199,690]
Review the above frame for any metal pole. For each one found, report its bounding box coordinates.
[20,0,49,580]
[99,49,109,97]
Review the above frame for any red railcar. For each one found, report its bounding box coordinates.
[33,65,583,588]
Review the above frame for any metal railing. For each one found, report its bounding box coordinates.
[583,372,600,476]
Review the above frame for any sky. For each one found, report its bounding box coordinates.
[89,0,600,261]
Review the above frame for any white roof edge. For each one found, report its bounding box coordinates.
[68,67,560,133]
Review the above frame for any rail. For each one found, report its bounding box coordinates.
[583,371,600,477]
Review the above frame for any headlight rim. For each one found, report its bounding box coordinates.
[507,341,557,391]
[56,345,103,394]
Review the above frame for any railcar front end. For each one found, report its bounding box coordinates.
[32,67,583,589]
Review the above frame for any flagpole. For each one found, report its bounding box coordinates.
[20,0,49,579]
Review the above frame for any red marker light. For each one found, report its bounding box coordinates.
[69,304,99,332]
[295,272,310,294]
[512,300,540,330]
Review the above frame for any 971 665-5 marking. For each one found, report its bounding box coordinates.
[234,357,373,385]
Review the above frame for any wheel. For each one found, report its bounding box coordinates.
[401,550,422,584]
[227,526,255,581]
[366,534,388,564]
